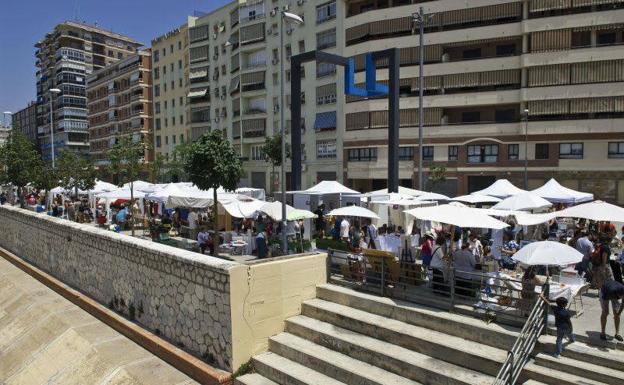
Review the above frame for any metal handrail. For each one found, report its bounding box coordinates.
[493,283,549,385]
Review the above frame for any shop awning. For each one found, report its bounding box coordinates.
[188,88,208,98]
[314,111,337,131]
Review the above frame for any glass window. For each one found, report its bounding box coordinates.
[496,44,516,57]
[155,102,160,114]
[535,143,549,160]
[462,48,481,59]
[316,29,336,50]
[422,146,434,161]
[462,111,480,123]
[467,144,498,163]
[348,148,377,162]
[316,1,336,24]
[156,136,161,147]
[398,146,414,161]
[153,50,159,62]
[448,145,458,161]
[508,144,519,160]
[155,118,161,130]
[316,140,337,159]
[178,41,182,50]
[154,85,160,97]
[165,136,169,145]
[180,115,184,124]
[608,142,624,158]
[559,143,583,159]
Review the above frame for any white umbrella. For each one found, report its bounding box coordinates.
[512,241,582,266]
[492,192,552,211]
[404,204,509,229]
[452,194,501,204]
[413,192,450,201]
[365,186,426,197]
[556,200,624,222]
[326,205,380,219]
[287,209,317,221]
[513,212,558,226]
[471,179,526,199]
[258,201,296,221]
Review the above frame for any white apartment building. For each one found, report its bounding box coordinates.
[155,0,624,203]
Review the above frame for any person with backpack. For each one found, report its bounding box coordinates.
[540,295,575,356]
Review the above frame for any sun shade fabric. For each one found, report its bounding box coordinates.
[229,76,240,93]
[404,204,509,229]
[528,64,570,86]
[512,241,583,266]
[557,200,624,222]
[188,88,208,98]
[241,71,265,86]
[314,111,337,131]
[527,99,569,115]
[189,68,208,79]
[531,30,572,52]
[530,0,571,12]
[571,60,624,83]
[240,22,265,44]
[316,83,336,98]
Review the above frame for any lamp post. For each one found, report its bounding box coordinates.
[280,10,303,255]
[412,8,427,190]
[523,108,529,189]
[49,88,61,168]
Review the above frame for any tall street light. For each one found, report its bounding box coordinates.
[412,7,428,190]
[523,108,529,189]
[280,10,303,254]
[49,88,61,168]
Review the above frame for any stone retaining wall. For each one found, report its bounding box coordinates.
[0,205,236,371]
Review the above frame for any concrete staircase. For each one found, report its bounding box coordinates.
[236,283,624,385]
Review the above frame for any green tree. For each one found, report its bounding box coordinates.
[428,163,447,190]
[0,132,44,207]
[150,153,165,183]
[109,136,147,236]
[262,134,290,193]
[32,164,58,209]
[167,142,192,182]
[56,150,96,198]
[184,131,243,257]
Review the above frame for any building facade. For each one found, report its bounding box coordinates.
[151,23,190,170]
[12,102,39,145]
[35,21,142,161]
[87,51,153,165]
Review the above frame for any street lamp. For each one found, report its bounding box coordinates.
[49,88,61,168]
[412,7,430,190]
[280,10,303,254]
[225,39,244,159]
[522,108,529,189]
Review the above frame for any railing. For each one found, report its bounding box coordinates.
[327,248,537,325]
[494,284,549,385]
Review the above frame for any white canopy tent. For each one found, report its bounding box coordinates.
[452,194,501,204]
[492,192,552,212]
[123,180,158,193]
[258,201,315,221]
[413,192,451,201]
[96,188,147,222]
[531,178,593,204]
[365,186,426,197]
[304,180,360,194]
[326,205,380,219]
[236,187,266,201]
[471,179,526,199]
[512,211,558,226]
[369,194,436,232]
[219,197,266,219]
[556,200,624,222]
[404,204,509,229]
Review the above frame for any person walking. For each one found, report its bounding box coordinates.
[599,279,624,341]
[540,295,575,357]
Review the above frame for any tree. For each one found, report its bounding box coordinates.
[428,163,447,190]
[0,132,44,207]
[56,150,96,198]
[32,164,58,209]
[150,153,165,183]
[167,142,192,182]
[262,134,291,193]
[184,131,243,257]
[109,136,147,236]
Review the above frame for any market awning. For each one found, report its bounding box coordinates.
[314,111,337,131]
[188,88,208,98]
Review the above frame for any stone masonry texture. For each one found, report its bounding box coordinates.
[0,205,238,371]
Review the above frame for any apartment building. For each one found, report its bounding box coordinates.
[184,0,343,190]
[151,23,190,168]
[87,51,153,165]
[35,21,142,161]
[342,0,624,203]
[12,102,39,144]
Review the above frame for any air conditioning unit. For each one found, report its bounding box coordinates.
[267,28,273,35]
[286,29,293,35]
[272,58,279,65]
[220,94,226,100]
[270,9,277,17]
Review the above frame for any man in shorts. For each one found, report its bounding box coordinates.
[599,279,624,341]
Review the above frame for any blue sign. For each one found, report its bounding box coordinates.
[344,53,389,97]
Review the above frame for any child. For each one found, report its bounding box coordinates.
[540,294,574,357]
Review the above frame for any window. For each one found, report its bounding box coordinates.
[317,62,336,78]
[348,148,377,161]
[164,100,168,110]
[170,63,174,72]
[399,147,414,161]
[154,85,160,97]
[316,29,336,50]
[162,65,166,75]
[508,144,519,160]
[316,1,336,24]
[156,136,161,147]
[179,96,183,106]
[153,50,159,62]
[559,143,583,159]
[153,67,160,80]
[180,134,184,143]
[251,145,264,161]
[316,140,337,159]
[178,41,182,50]
[422,146,434,161]
[462,48,481,59]
[608,142,624,158]
[171,80,175,90]
[467,144,498,163]
[164,118,168,127]
[172,135,176,144]
[180,115,184,124]
[598,31,616,45]
[448,145,458,161]
[172,117,176,125]
[298,40,305,53]
[496,44,516,57]
[535,143,549,160]
[155,118,161,130]
[155,102,161,114]
[178,59,182,69]
[462,111,480,123]
[170,44,173,54]
[495,109,515,123]
[165,136,169,145]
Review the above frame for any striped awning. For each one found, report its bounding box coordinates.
[528,99,569,115]
[531,30,572,52]
[530,0,571,12]
[346,111,370,130]
[528,64,570,86]
[189,68,208,80]
[241,71,265,86]
[188,88,208,98]
[314,111,337,131]
[229,76,240,93]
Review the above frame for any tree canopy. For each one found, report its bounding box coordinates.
[0,131,44,195]
[56,150,96,196]
[262,133,290,168]
[109,136,146,187]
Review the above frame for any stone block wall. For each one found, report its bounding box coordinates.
[0,205,237,371]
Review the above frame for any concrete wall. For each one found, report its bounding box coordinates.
[0,205,236,371]
[228,253,328,370]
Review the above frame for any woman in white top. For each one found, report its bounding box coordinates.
[430,236,449,294]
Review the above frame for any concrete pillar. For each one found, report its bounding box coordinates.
[591,30,597,47]
[522,34,529,54]
[521,68,528,88]
[522,0,529,20]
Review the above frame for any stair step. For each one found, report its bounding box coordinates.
[523,360,607,385]
[538,335,624,371]
[253,352,346,385]
[301,298,506,376]
[286,314,493,385]
[270,332,420,385]
[522,381,548,385]
[534,353,624,385]
[316,283,519,350]
[235,373,279,385]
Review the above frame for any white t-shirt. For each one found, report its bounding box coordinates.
[187,211,198,229]
[340,219,350,238]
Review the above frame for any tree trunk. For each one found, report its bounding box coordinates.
[212,188,219,258]
[130,181,135,237]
